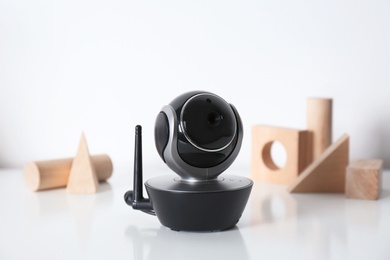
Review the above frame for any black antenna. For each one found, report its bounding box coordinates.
[134,125,143,202]
[124,125,155,215]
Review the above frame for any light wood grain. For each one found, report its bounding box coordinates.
[24,154,112,191]
[251,125,310,185]
[288,134,349,193]
[307,98,332,163]
[346,160,383,200]
[66,133,99,194]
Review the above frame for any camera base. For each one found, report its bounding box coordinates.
[145,174,253,232]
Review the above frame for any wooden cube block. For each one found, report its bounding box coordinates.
[251,125,311,185]
[346,160,383,200]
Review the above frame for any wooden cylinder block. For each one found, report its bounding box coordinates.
[307,98,332,162]
[24,154,113,191]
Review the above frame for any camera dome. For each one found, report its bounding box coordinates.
[155,91,243,181]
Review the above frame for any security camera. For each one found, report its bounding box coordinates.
[155,91,243,181]
[125,91,253,232]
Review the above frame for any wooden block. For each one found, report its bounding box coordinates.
[24,154,113,191]
[251,125,311,185]
[288,134,349,193]
[307,98,332,163]
[346,160,383,200]
[66,133,99,194]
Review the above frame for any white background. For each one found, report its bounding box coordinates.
[1,0,390,170]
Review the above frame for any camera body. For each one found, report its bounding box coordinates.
[155,91,243,181]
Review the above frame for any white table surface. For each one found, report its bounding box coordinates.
[1,166,389,260]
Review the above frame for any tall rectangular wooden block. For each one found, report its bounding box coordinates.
[346,160,383,200]
[251,125,310,185]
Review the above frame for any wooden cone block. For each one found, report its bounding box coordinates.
[66,133,99,194]
[288,134,349,193]
[346,160,383,200]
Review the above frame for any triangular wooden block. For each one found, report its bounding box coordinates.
[288,134,349,193]
[67,133,99,194]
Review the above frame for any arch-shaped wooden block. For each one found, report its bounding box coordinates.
[251,125,311,185]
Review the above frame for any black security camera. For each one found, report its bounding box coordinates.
[155,91,243,181]
[125,91,253,232]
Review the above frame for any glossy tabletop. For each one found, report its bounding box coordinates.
[0,167,389,260]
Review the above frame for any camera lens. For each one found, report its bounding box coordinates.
[180,93,236,152]
[207,112,222,127]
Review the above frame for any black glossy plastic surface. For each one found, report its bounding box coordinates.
[145,175,253,231]
[181,93,236,151]
[169,90,203,116]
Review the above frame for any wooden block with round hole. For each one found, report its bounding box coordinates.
[251,125,311,185]
[346,160,383,200]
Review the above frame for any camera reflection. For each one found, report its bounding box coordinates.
[125,226,250,260]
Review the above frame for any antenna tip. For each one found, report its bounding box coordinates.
[135,125,142,134]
